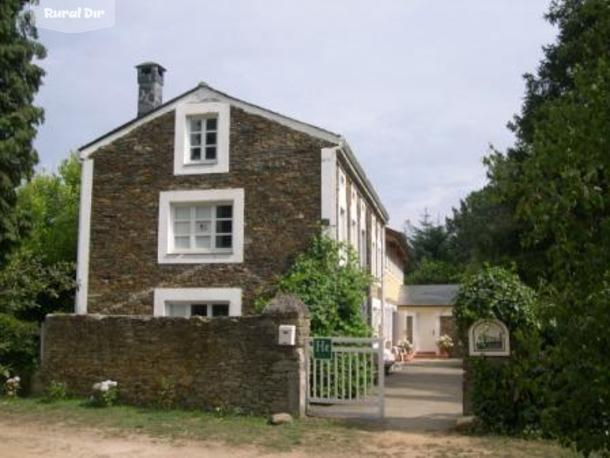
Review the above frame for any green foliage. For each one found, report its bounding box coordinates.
[404,258,461,285]
[0,154,79,321]
[456,266,546,435]
[257,235,373,337]
[454,265,538,337]
[468,330,547,436]
[16,153,80,265]
[405,211,463,284]
[0,313,38,377]
[477,1,610,453]
[0,249,75,320]
[156,377,178,410]
[0,0,46,265]
[43,380,68,402]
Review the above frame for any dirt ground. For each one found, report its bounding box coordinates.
[0,418,572,458]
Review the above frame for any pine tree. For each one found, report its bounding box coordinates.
[0,1,46,265]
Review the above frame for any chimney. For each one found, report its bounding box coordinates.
[136,62,166,117]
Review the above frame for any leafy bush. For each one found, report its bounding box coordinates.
[89,380,118,407]
[257,235,373,337]
[454,265,538,338]
[0,313,38,377]
[455,266,545,434]
[43,380,68,402]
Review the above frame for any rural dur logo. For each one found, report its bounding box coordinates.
[29,0,115,33]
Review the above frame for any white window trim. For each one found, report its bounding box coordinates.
[154,288,242,317]
[174,102,230,175]
[158,188,244,264]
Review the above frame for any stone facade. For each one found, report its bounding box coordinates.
[88,106,333,314]
[40,302,310,416]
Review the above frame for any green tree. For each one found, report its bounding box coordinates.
[258,235,373,337]
[0,0,46,265]
[481,1,610,453]
[0,154,79,321]
[405,210,461,284]
[16,153,80,264]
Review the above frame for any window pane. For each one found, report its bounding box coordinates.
[216,220,232,234]
[191,304,208,317]
[206,117,217,130]
[174,207,191,220]
[195,221,211,234]
[216,205,232,218]
[174,221,190,235]
[215,235,232,249]
[205,132,217,146]
[212,304,229,317]
[190,147,201,161]
[167,304,189,318]
[195,236,211,249]
[190,118,202,131]
[195,206,211,218]
[205,146,216,160]
[174,236,190,249]
[190,133,201,146]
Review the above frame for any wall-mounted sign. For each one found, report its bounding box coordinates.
[313,338,332,360]
[468,319,510,356]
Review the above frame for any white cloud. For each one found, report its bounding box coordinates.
[34,0,556,227]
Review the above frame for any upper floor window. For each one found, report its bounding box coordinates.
[171,203,232,253]
[174,102,230,175]
[188,116,218,163]
[158,189,244,264]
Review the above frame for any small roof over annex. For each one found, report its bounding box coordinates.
[399,284,460,307]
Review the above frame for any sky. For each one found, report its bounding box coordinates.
[34,0,558,228]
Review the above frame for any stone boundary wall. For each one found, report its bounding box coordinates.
[41,300,309,416]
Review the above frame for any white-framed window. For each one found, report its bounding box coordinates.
[338,169,347,242]
[187,116,217,163]
[158,189,244,264]
[171,203,233,253]
[154,288,242,317]
[174,102,230,175]
[167,302,230,318]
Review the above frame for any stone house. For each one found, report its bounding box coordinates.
[75,62,390,330]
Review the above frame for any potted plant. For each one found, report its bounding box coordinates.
[436,334,454,358]
[397,339,415,362]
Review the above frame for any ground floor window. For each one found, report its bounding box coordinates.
[166,302,230,318]
[153,288,242,317]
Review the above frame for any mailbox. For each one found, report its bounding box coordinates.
[278,324,296,346]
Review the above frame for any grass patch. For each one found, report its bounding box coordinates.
[0,397,357,452]
[0,397,581,457]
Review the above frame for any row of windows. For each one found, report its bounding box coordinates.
[337,170,383,277]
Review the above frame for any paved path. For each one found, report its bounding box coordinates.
[383,358,463,431]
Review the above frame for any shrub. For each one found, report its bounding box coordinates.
[455,266,545,434]
[454,265,538,338]
[3,375,21,398]
[256,235,373,337]
[0,313,38,377]
[90,380,118,407]
[43,380,68,402]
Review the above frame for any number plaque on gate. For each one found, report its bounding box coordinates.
[313,338,332,360]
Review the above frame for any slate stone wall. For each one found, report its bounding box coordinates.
[88,106,334,315]
[41,306,309,416]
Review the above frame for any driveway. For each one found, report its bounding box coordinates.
[384,359,463,431]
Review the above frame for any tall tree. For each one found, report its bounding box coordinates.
[483,0,610,453]
[0,0,46,265]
